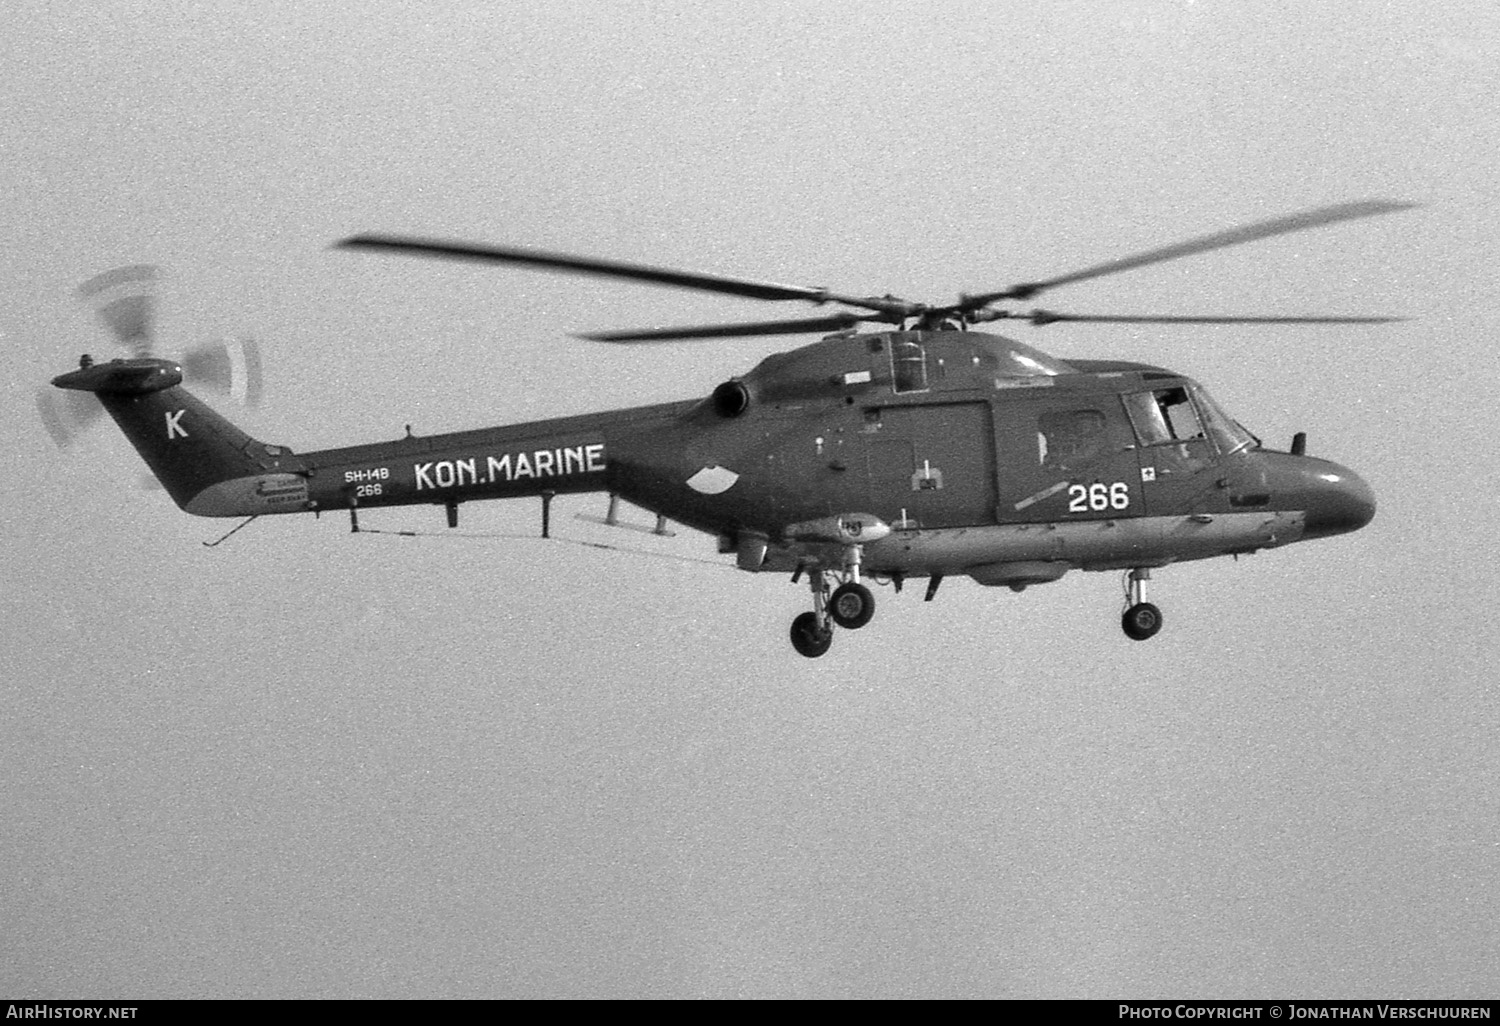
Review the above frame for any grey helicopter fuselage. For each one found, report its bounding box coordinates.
[57,327,1373,599]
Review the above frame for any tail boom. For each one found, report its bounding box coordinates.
[56,358,688,520]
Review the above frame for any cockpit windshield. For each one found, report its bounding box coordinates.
[1190,385,1258,454]
[1123,383,1259,455]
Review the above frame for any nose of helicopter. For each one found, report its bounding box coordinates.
[1299,460,1376,539]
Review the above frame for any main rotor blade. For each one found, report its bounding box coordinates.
[964,199,1417,306]
[338,235,832,304]
[1013,310,1408,327]
[577,312,886,342]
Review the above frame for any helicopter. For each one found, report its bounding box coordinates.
[50,200,1410,657]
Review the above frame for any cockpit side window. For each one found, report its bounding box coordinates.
[1124,388,1205,445]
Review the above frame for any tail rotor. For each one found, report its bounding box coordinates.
[39,266,266,449]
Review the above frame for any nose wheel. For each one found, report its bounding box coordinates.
[1121,568,1163,641]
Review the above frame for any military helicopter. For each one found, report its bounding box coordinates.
[51,200,1409,657]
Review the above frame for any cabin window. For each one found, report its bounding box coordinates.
[1037,409,1108,468]
[890,339,929,393]
[1124,388,1205,446]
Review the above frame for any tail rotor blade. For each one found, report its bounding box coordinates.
[36,388,104,448]
[180,337,264,406]
[78,265,158,356]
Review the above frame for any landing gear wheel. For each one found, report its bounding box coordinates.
[828,582,875,630]
[790,611,834,658]
[1122,602,1163,641]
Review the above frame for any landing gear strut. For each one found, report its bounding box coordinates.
[829,542,874,629]
[789,544,876,656]
[790,569,835,658]
[1121,568,1163,641]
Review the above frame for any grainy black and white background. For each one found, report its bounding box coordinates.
[2,0,1496,999]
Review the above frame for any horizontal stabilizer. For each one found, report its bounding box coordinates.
[52,357,182,395]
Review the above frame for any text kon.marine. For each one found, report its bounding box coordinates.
[413,443,605,491]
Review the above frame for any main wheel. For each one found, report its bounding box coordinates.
[828,582,875,630]
[790,611,834,658]
[1122,602,1163,641]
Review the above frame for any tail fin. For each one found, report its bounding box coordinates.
[53,357,307,517]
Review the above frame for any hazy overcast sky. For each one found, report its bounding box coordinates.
[3,0,1497,999]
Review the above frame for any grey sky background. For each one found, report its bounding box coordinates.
[2,0,1497,999]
